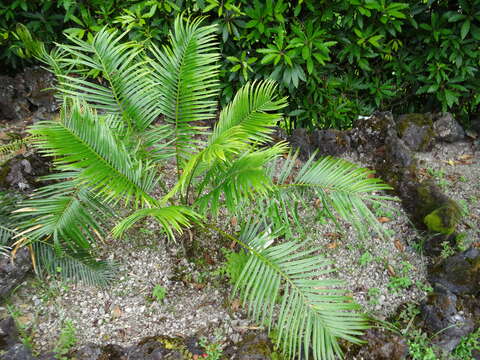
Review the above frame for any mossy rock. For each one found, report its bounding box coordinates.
[0,163,10,189]
[415,181,451,218]
[230,332,282,360]
[368,111,395,133]
[396,113,434,151]
[455,232,472,251]
[428,248,480,296]
[423,200,462,235]
[396,114,433,136]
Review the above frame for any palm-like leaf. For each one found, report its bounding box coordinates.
[167,80,288,205]
[0,245,10,258]
[14,173,108,251]
[0,225,14,245]
[0,226,13,257]
[195,142,289,215]
[112,205,202,240]
[0,135,37,164]
[225,219,368,360]
[149,16,220,166]
[12,15,398,359]
[30,101,157,207]
[55,29,160,133]
[0,192,19,254]
[269,153,393,239]
[32,242,115,287]
[211,80,287,146]
[13,172,115,285]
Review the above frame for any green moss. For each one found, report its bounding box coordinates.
[423,201,462,235]
[369,112,393,133]
[136,335,191,358]
[396,113,435,151]
[396,114,433,137]
[455,232,471,251]
[416,181,450,217]
[238,334,274,357]
[335,132,349,146]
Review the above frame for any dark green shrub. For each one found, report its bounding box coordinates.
[2,0,479,128]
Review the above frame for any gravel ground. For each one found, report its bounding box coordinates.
[296,152,430,318]
[415,140,480,243]
[1,233,248,353]
[5,140,479,355]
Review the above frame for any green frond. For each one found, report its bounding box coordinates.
[112,206,202,240]
[212,80,288,146]
[10,172,116,285]
[32,242,115,287]
[228,219,368,360]
[165,80,288,204]
[0,245,10,258]
[0,196,16,257]
[139,124,176,163]
[163,126,249,201]
[0,192,20,250]
[0,225,14,247]
[14,173,111,252]
[149,16,221,165]
[55,28,160,132]
[29,101,157,207]
[168,80,288,200]
[0,135,36,164]
[195,142,289,215]
[274,153,394,239]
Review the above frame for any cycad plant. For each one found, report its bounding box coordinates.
[13,16,394,359]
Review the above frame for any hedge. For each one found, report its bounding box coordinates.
[1,0,479,129]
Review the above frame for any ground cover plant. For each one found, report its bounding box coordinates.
[6,15,398,360]
[3,0,479,130]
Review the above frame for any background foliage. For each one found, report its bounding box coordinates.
[1,0,479,129]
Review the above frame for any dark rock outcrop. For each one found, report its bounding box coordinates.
[0,152,52,192]
[396,113,434,151]
[0,343,36,360]
[0,67,56,123]
[0,318,18,349]
[229,332,276,360]
[353,329,409,360]
[350,112,392,155]
[429,248,480,296]
[72,343,126,360]
[20,68,56,113]
[433,113,465,143]
[415,181,463,236]
[0,247,31,300]
[72,336,205,360]
[0,76,22,121]
[310,129,351,157]
[421,284,474,353]
[288,128,352,159]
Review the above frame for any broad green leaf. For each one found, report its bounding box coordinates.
[461,20,471,39]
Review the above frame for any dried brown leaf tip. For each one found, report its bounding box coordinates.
[394,239,405,252]
[230,298,241,312]
[325,232,342,240]
[326,242,338,249]
[112,305,123,319]
[387,265,396,277]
